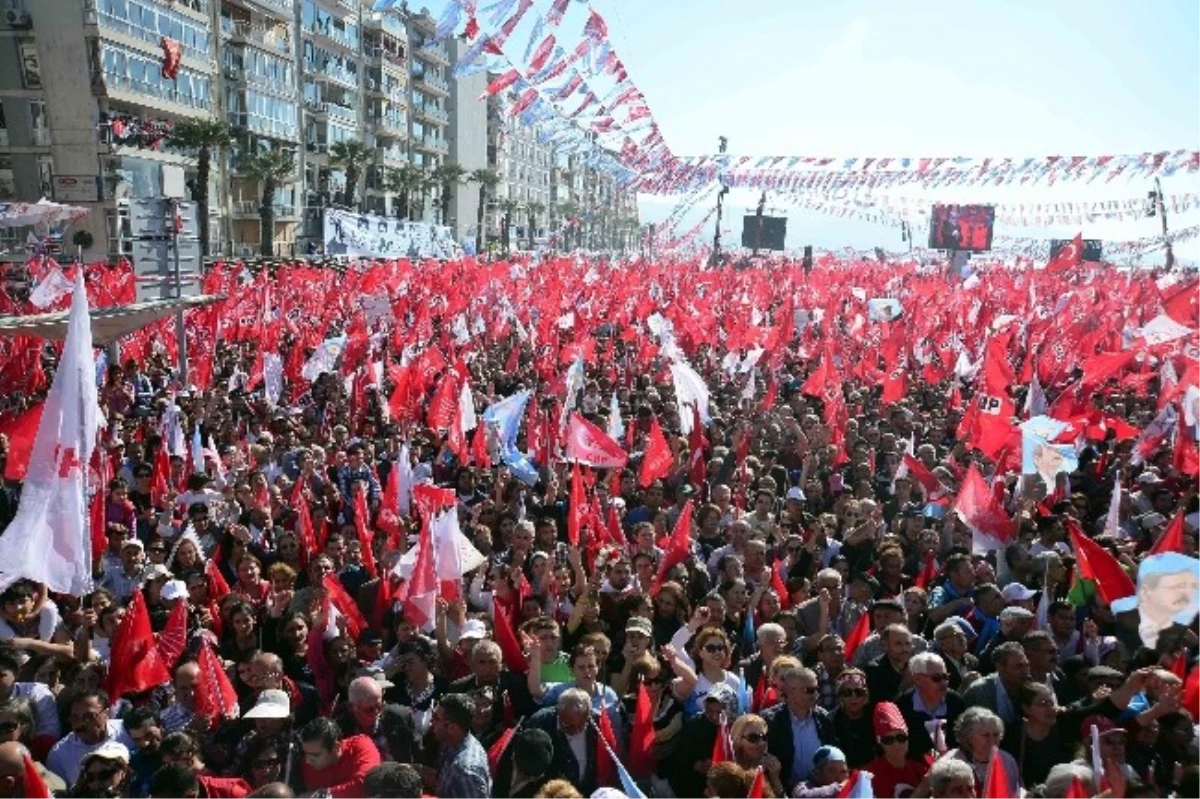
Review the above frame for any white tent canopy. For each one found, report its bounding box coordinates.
[0,199,89,229]
[0,295,221,345]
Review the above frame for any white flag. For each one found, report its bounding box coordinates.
[0,272,97,595]
[459,380,477,433]
[263,352,283,407]
[29,265,74,310]
[396,443,413,517]
[671,360,710,435]
[1103,470,1124,539]
[607,391,624,440]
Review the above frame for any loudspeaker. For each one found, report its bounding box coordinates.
[740,215,787,251]
[802,245,813,273]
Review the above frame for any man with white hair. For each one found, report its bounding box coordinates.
[334,676,422,764]
[496,687,602,795]
[928,757,975,798]
[895,651,966,760]
[740,622,787,712]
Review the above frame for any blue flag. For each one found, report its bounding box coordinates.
[482,389,531,450]
[501,446,540,486]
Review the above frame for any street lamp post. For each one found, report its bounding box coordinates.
[710,135,729,267]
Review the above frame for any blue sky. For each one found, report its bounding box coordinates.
[417,0,1199,258]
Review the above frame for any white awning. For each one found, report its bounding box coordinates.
[0,295,222,344]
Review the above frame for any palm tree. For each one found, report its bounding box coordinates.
[328,140,372,211]
[237,147,295,256]
[168,118,233,256]
[468,168,500,255]
[431,162,469,226]
[499,198,521,252]
[526,201,545,250]
[385,163,425,220]
[557,201,580,250]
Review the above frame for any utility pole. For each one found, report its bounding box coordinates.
[169,198,189,387]
[752,190,767,256]
[710,135,729,267]
[1152,176,1174,270]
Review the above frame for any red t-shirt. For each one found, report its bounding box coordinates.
[198,773,251,798]
[864,755,931,799]
[300,734,382,798]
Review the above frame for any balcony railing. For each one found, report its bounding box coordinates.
[307,23,357,51]
[233,200,297,218]
[373,113,407,134]
[312,64,358,89]
[367,47,407,71]
[324,102,356,124]
[414,103,449,124]
[412,71,449,93]
[101,72,210,110]
[222,19,293,55]
[415,43,449,64]
[243,0,294,16]
[31,129,52,147]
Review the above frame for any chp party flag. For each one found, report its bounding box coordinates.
[0,271,98,595]
[565,412,628,468]
[954,464,1017,555]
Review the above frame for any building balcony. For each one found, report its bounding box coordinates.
[306,100,358,126]
[378,145,408,163]
[372,113,408,139]
[30,129,52,147]
[305,25,358,53]
[413,103,448,124]
[96,72,213,116]
[95,7,212,64]
[412,72,449,96]
[367,47,407,74]
[226,111,299,142]
[414,42,449,67]
[221,19,294,57]
[228,0,295,20]
[365,78,407,104]
[312,65,359,91]
[363,12,408,41]
[233,200,297,220]
[413,134,448,155]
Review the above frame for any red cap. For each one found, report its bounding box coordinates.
[1080,714,1122,738]
[873,701,908,736]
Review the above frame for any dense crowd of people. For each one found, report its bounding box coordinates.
[0,253,1195,799]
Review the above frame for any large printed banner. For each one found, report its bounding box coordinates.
[323,209,460,260]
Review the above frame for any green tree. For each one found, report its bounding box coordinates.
[237,148,295,257]
[468,168,500,255]
[385,163,425,220]
[329,140,372,211]
[167,118,233,257]
[499,198,521,253]
[556,201,580,251]
[431,161,469,226]
[525,201,545,250]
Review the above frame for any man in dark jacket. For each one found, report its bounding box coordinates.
[895,652,966,760]
[494,689,598,798]
[335,676,422,765]
[762,666,839,793]
[492,728,555,798]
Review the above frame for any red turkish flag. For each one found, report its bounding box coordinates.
[638,417,672,488]
[1067,519,1135,606]
[1045,232,1083,274]
[565,413,628,469]
[627,683,656,779]
[650,500,693,594]
[954,464,1016,554]
[687,404,708,490]
[322,573,368,640]
[842,608,872,663]
[1149,512,1187,556]
[0,401,43,481]
[352,485,379,579]
[105,590,170,700]
[160,37,181,80]
[568,461,586,547]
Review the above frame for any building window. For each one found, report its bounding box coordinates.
[29,101,50,147]
[18,39,41,90]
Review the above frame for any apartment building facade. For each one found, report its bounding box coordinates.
[0,0,487,262]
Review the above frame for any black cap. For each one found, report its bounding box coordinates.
[512,728,554,774]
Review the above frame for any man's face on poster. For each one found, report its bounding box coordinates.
[1141,571,1199,623]
[1033,444,1065,481]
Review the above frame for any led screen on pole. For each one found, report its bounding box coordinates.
[928,204,995,252]
[740,215,787,251]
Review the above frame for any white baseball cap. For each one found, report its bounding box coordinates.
[460,619,488,640]
[244,689,291,720]
[160,580,188,602]
[80,741,130,767]
[786,487,806,502]
[1000,582,1037,603]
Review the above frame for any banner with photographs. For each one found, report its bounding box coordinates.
[322,209,460,260]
